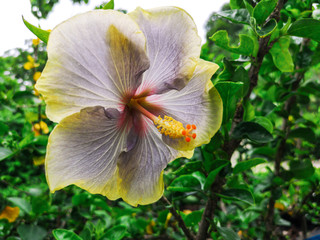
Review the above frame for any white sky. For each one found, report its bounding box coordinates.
[0,0,227,55]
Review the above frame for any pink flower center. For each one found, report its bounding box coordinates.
[120,91,197,142]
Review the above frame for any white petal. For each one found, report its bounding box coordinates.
[146,59,222,151]
[46,106,127,200]
[129,7,201,94]
[36,10,149,122]
[117,118,193,206]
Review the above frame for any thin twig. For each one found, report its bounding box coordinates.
[196,175,225,240]
[161,196,196,240]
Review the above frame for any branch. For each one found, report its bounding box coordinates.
[196,175,225,240]
[195,1,287,239]
[223,0,287,160]
[263,37,310,240]
[161,196,196,240]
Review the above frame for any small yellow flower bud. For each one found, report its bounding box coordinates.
[32,38,40,46]
[0,206,20,223]
[33,72,41,81]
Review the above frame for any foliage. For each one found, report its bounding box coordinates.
[30,0,89,19]
[1,0,320,239]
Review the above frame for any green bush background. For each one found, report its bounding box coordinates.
[1,0,320,239]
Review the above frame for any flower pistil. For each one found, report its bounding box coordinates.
[129,98,197,142]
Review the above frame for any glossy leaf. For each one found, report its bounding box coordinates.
[253,116,273,133]
[287,18,320,42]
[173,161,202,176]
[215,9,251,25]
[217,188,254,204]
[269,36,294,72]
[218,58,235,81]
[232,121,273,143]
[232,67,250,97]
[244,0,253,16]
[204,162,229,190]
[230,0,245,9]
[217,226,241,240]
[251,18,278,37]
[0,147,14,161]
[7,197,32,215]
[22,17,50,44]
[100,225,126,240]
[233,158,267,174]
[31,197,50,215]
[215,82,243,124]
[52,229,82,240]
[18,225,47,240]
[243,100,255,121]
[183,210,204,227]
[210,30,254,56]
[288,127,316,143]
[102,0,114,10]
[167,175,201,192]
[253,0,278,25]
[0,122,9,135]
[289,159,315,179]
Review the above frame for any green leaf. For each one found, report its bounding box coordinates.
[173,161,202,176]
[33,135,49,146]
[218,58,235,81]
[0,121,9,135]
[244,0,253,16]
[0,147,14,161]
[210,30,254,56]
[233,158,267,174]
[232,121,273,143]
[17,224,47,240]
[270,36,294,72]
[52,229,82,240]
[215,82,243,124]
[252,116,273,133]
[183,210,204,227]
[7,197,32,215]
[22,17,50,44]
[243,100,255,121]
[253,0,278,25]
[100,225,126,240]
[232,67,250,97]
[288,127,316,143]
[230,0,245,9]
[287,18,320,42]
[79,227,92,240]
[217,226,241,240]
[31,197,50,215]
[18,134,35,149]
[102,0,114,10]
[167,175,201,192]
[289,159,315,179]
[204,162,229,190]
[215,9,251,25]
[217,188,254,204]
[251,18,278,37]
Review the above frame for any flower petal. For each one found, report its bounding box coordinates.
[46,106,127,200]
[36,10,150,122]
[117,119,193,206]
[129,7,201,94]
[147,59,222,151]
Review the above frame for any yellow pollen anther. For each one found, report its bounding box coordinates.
[153,115,197,142]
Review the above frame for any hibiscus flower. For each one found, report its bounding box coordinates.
[35,7,222,206]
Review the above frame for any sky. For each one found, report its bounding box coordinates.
[0,0,227,55]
